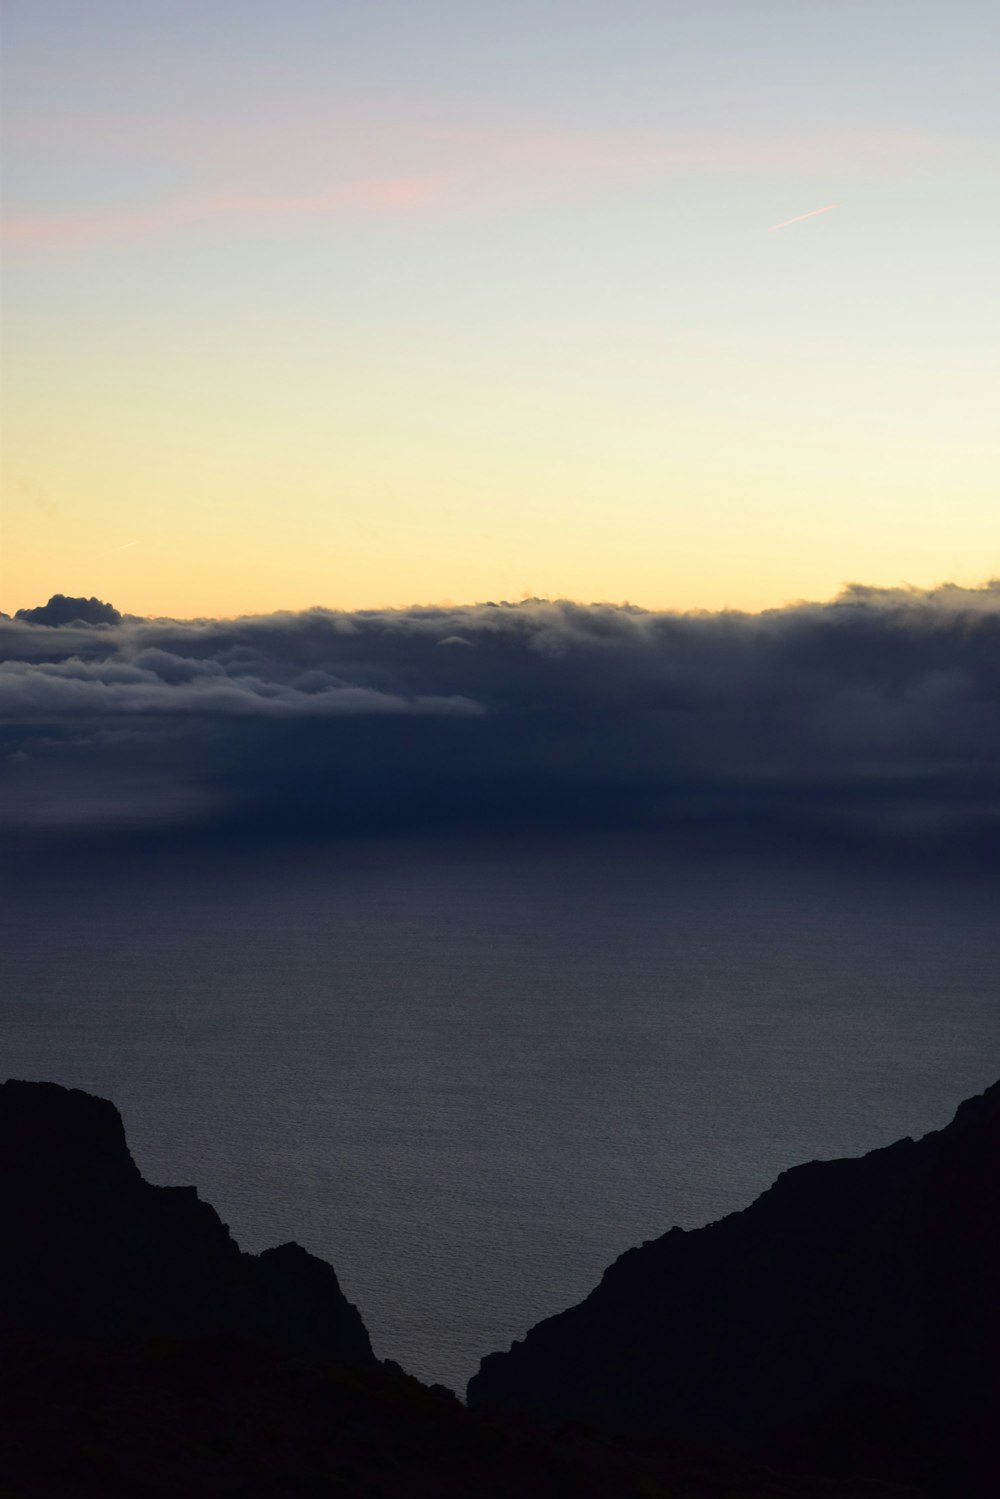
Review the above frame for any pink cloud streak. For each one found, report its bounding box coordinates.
[1,119,930,253]
[1,176,449,252]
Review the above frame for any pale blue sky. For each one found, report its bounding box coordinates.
[2,2,998,615]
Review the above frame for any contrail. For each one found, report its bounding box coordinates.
[768,203,837,231]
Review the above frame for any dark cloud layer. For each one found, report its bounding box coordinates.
[2,584,999,862]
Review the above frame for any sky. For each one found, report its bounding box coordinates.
[1,2,998,618]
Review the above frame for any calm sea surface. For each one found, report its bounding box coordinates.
[2,834,997,1391]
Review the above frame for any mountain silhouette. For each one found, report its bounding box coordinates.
[1,1074,989,1495]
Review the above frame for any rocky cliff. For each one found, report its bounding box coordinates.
[0,1079,375,1365]
[469,1080,1000,1492]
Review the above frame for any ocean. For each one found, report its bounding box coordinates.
[2,832,997,1391]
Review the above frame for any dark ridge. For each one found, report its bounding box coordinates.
[469,1079,1000,1494]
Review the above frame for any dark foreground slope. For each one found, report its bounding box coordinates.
[470,1080,1000,1493]
[1,1338,916,1499]
[1,1079,899,1498]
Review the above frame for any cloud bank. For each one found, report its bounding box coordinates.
[2,585,998,860]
